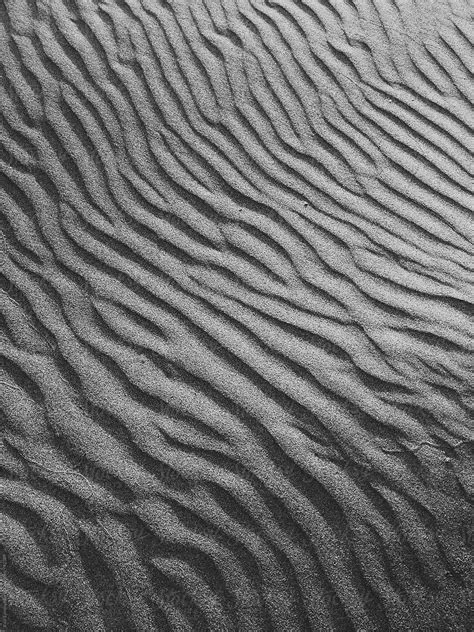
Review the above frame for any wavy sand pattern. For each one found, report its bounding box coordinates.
[1,0,473,630]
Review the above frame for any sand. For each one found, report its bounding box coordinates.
[1,0,473,630]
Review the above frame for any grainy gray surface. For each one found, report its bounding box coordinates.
[1,0,473,630]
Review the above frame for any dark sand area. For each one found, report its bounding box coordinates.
[1,0,473,630]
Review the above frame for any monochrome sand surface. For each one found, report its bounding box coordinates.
[1,0,473,630]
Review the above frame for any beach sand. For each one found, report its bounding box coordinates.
[1,0,473,630]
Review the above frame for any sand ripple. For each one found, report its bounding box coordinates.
[1,0,473,630]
